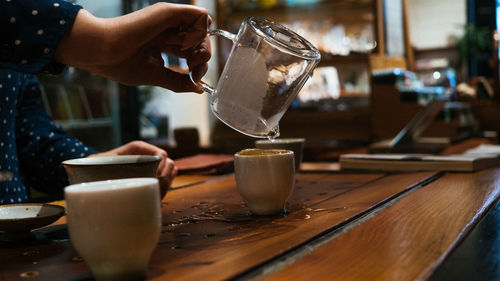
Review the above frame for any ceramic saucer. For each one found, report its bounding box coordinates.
[0,203,65,241]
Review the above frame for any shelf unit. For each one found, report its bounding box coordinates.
[217,0,375,25]
[212,0,411,144]
[216,0,411,69]
[38,70,121,152]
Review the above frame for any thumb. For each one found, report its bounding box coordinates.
[154,65,203,93]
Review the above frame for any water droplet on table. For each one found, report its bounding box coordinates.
[19,271,39,278]
[22,250,39,257]
[71,256,84,262]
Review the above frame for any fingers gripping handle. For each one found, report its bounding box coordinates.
[189,29,237,95]
[207,29,237,42]
[189,72,215,95]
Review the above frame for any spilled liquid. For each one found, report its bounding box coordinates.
[22,250,40,257]
[158,178,350,253]
[266,126,279,141]
[71,256,84,262]
[159,200,293,250]
[160,203,347,251]
[19,271,39,278]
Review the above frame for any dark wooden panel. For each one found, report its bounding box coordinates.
[428,198,500,281]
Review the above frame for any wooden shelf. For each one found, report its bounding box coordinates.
[317,53,407,71]
[412,45,458,54]
[220,0,374,25]
[318,53,371,67]
[224,0,373,11]
[214,0,410,144]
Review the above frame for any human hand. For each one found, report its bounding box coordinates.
[88,141,178,186]
[55,3,211,93]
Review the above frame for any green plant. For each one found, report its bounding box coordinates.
[457,24,492,65]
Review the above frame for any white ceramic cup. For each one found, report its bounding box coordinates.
[65,178,162,281]
[62,155,170,200]
[234,149,295,215]
[255,138,305,170]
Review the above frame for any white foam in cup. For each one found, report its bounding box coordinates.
[65,178,161,281]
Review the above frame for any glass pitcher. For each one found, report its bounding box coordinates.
[192,17,321,139]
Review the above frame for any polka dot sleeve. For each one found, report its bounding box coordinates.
[15,75,96,196]
[0,0,82,74]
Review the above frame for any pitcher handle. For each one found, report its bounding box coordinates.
[189,29,237,95]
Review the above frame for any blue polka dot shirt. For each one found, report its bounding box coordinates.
[1,0,97,204]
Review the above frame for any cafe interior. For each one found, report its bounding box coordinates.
[36,0,500,159]
[2,0,500,280]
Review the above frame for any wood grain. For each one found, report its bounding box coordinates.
[428,199,500,280]
[300,162,341,172]
[439,138,492,156]
[265,168,500,281]
[402,0,414,70]
[0,172,436,281]
[149,172,435,281]
[33,175,225,227]
[170,174,226,190]
[374,0,385,56]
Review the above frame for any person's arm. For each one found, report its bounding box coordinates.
[54,3,211,92]
[15,76,97,196]
[16,77,177,195]
[1,1,211,92]
[0,0,82,74]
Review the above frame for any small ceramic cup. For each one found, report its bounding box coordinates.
[234,148,295,215]
[65,178,161,281]
[62,155,169,200]
[255,138,305,170]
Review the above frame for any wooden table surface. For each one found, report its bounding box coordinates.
[1,167,499,281]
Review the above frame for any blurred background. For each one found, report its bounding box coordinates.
[38,0,500,160]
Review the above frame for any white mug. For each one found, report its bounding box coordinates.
[62,155,170,200]
[234,149,295,215]
[65,178,161,281]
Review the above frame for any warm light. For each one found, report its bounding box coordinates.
[433,71,441,80]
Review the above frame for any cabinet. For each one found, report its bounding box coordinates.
[213,0,411,146]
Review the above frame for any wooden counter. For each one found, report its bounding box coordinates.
[0,168,499,281]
